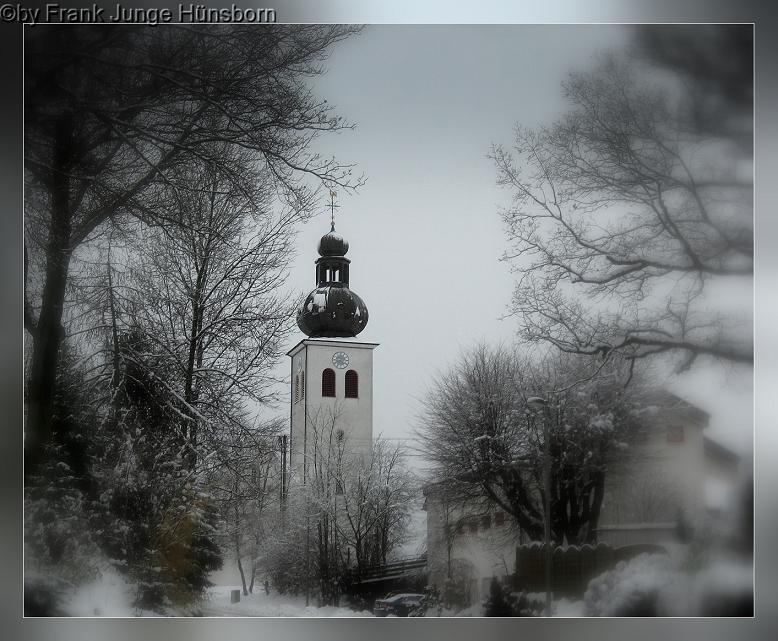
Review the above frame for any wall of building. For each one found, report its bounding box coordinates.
[289,339,376,484]
[598,409,708,538]
[425,490,516,604]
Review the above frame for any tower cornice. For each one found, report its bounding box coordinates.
[286,338,380,357]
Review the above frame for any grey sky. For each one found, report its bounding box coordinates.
[269,25,753,457]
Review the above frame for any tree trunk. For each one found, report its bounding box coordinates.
[235,518,248,595]
[182,291,203,470]
[353,534,363,573]
[237,555,248,596]
[585,471,606,543]
[25,117,73,480]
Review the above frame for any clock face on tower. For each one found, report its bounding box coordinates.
[332,351,349,369]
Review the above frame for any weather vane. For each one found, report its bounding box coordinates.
[328,190,339,231]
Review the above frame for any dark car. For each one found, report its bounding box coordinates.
[373,593,426,617]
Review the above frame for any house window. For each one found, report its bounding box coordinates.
[494,511,505,527]
[322,368,336,397]
[345,370,358,398]
[481,514,491,530]
[667,424,685,443]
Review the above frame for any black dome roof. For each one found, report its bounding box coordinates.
[297,285,368,338]
[318,230,349,257]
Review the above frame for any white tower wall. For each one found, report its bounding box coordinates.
[288,339,378,484]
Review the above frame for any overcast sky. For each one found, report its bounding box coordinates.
[268,25,753,458]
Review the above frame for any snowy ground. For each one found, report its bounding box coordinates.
[201,585,373,617]
[52,567,162,617]
[202,585,585,617]
[58,572,585,617]
[552,598,585,617]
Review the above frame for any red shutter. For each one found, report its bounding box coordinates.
[322,368,336,397]
[345,370,358,398]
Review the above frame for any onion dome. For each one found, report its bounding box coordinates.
[297,224,368,338]
[318,226,350,257]
[297,286,369,337]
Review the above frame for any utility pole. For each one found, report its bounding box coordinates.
[279,434,288,529]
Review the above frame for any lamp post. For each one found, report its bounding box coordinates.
[527,396,552,617]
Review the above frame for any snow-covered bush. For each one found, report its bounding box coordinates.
[25,340,223,615]
[511,591,545,616]
[483,580,545,617]
[25,453,102,586]
[584,553,680,616]
[25,440,103,615]
[483,577,512,616]
[584,544,753,617]
[61,565,138,616]
[440,559,477,610]
[265,527,308,596]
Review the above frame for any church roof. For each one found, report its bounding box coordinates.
[318,229,349,257]
[297,220,369,338]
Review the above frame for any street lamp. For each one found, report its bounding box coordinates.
[527,396,552,617]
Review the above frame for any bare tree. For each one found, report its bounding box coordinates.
[338,437,416,570]
[211,427,283,596]
[491,26,752,372]
[304,408,345,605]
[24,138,308,608]
[423,482,472,580]
[110,147,298,468]
[275,406,416,604]
[24,25,362,477]
[416,344,644,545]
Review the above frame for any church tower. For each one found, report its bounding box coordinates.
[287,215,377,485]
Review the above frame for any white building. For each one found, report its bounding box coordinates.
[423,393,743,602]
[597,394,741,546]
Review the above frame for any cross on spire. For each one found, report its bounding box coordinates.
[328,191,340,231]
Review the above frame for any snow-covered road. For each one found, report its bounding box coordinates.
[201,586,374,617]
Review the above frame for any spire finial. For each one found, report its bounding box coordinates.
[328,191,339,231]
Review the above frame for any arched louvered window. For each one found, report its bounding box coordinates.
[345,370,358,398]
[322,368,336,397]
[294,375,300,404]
[300,371,305,400]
